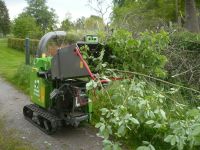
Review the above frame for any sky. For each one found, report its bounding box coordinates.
[4,0,112,24]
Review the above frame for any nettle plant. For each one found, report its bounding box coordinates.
[83,30,200,150]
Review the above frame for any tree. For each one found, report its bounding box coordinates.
[88,0,111,22]
[60,19,74,31]
[12,13,41,38]
[24,0,58,33]
[184,0,199,33]
[84,15,105,31]
[74,17,86,30]
[0,0,10,35]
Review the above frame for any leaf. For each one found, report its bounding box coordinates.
[102,63,107,68]
[86,80,97,90]
[136,146,150,150]
[160,109,167,120]
[130,117,140,125]
[95,123,102,128]
[171,136,176,146]
[100,108,109,115]
[113,143,122,150]
[149,144,156,150]
[117,125,126,137]
[100,124,105,132]
[154,123,162,129]
[191,126,200,136]
[164,135,174,143]
[145,120,154,125]
[142,141,150,145]
[186,109,199,117]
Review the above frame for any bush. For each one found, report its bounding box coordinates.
[8,38,39,54]
[90,79,200,150]
[8,33,81,55]
[165,31,200,90]
[12,64,31,94]
[106,29,169,78]
[171,31,200,51]
[12,14,41,39]
[85,29,200,150]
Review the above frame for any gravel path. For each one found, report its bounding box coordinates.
[0,78,102,150]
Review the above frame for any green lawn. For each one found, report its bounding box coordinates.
[0,38,24,80]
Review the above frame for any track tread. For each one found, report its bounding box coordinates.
[23,104,61,135]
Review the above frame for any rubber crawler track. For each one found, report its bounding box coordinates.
[23,104,61,135]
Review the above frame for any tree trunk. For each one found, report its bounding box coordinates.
[185,0,199,33]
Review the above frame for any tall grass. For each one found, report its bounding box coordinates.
[0,38,24,81]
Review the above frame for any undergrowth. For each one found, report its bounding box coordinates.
[86,29,200,150]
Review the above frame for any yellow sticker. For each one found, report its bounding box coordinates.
[32,67,38,71]
[80,61,83,69]
[40,86,45,103]
[42,53,46,58]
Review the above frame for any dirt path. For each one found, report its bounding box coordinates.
[0,78,102,150]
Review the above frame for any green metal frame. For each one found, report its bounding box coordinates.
[30,57,53,108]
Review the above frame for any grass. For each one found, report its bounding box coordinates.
[0,38,35,150]
[0,38,30,93]
[0,38,24,80]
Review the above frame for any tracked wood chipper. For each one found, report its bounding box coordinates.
[23,31,102,134]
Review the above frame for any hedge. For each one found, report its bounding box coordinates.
[8,38,39,54]
[7,33,80,54]
[171,31,200,52]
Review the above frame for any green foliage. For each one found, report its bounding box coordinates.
[74,17,86,31]
[60,19,74,31]
[0,0,10,35]
[8,38,39,54]
[12,64,31,94]
[165,31,200,90]
[24,0,58,33]
[0,39,30,94]
[106,29,169,77]
[0,39,24,81]
[90,78,200,150]
[112,0,178,32]
[12,14,41,39]
[85,29,200,149]
[64,32,80,44]
[84,15,105,31]
[171,31,200,51]
[8,33,80,55]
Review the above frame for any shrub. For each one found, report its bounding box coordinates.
[8,33,80,55]
[171,31,200,51]
[89,79,200,150]
[12,64,31,94]
[8,38,39,54]
[165,31,200,90]
[85,29,200,150]
[106,29,169,78]
[12,14,41,39]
